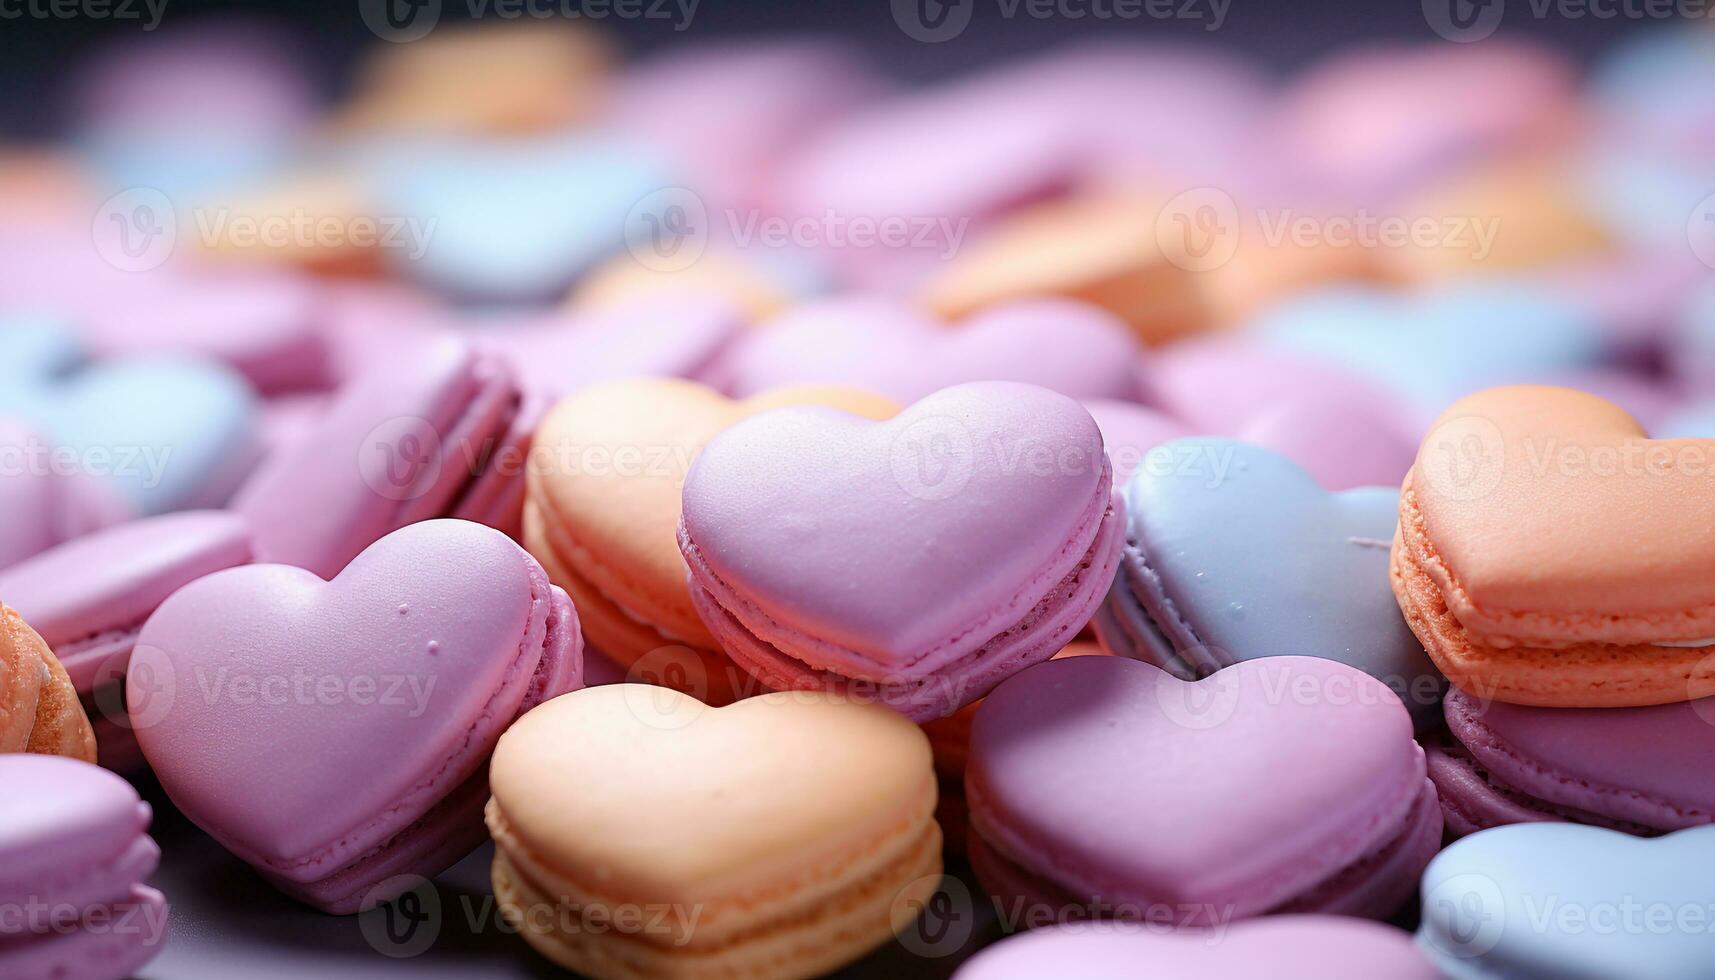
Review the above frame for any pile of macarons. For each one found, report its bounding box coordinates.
[2,11,1713,980]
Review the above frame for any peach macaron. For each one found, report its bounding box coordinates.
[524,379,895,702]
[486,685,940,979]
[1394,385,1715,707]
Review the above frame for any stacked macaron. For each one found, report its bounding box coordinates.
[1394,385,1715,836]
[0,755,166,980]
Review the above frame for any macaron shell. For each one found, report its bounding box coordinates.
[235,335,515,578]
[488,684,935,914]
[966,655,1431,920]
[1102,438,1443,729]
[723,297,1142,403]
[0,511,251,682]
[0,754,153,907]
[956,917,1436,980]
[1440,685,1715,831]
[0,883,167,980]
[130,519,572,884]
[1418,824,1715,978]
[526,379,897,666]
[681,381,1109,667]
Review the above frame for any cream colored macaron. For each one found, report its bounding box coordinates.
[487,685,941,979]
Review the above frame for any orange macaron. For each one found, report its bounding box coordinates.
[1393,385,1715,707]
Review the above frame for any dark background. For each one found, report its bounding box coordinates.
[0,0,1680,138]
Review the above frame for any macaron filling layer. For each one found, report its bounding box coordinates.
[393,352,526,530]
[1393,477,1715,706]
[680,489,1123,720]
[1425,687,1712,837]
[245,564,581,914]
[486,782,942,975]
[966,754,1434,925]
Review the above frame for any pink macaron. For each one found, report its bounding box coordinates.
[0,418,130,570]
[721,296,1142,403]
[234,334,528,575]
[966,655,1439,925]
[0,754,167,980]
[131,519,583,913]
[678,381,1123,721]
[0,510,251,771]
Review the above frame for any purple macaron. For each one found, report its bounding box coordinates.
[0,754,167,980]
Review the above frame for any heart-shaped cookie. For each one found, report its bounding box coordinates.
[1418,824,1715,978]
[956,916,1435,980]
[0,322,260,515]
[1250,283,1602,422]
[679,381,1123,720]
[525,378,896,703]
[486,684,939,979]
[130,519,582,913]
[1094,438,1443,729]
[720,296,1141,403]
[966,656,1439,923]
[0,419,129,569]
[1395,385,1715,707]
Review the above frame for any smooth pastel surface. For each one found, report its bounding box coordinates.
[131,520,582,913]
[1251,284,1604,421]
[471,294,743,402]
[1097,439,1442,729]
[967,656,1435,921]
[0,418,130,569]
[1146,337,1418,489]
[1081,399,1191,486]
[1418,824,1715,979]
[487,685,939,978]
[1396,387,1715,706]
[1273,41,1576,202]
[235,335,520,578]
[956,917,1435,980]
[0,754,165,980]
[525,379,895,697]
[376,135,668,300]
[1669,279,1715,393]
[680,382,1120,719]
[722,297,1142,402]
[0,511,251,692]
[1435,685,1715,834]
[0,323,260,514]
[76,272,331,394]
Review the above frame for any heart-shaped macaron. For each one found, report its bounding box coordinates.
[525,378,896,703]
[1418,824,1715,978]
[966,656,1439,923]
[486,685,939,979]
[130,519,583,913]
[679,381,1124,721]
[1080,400,1191,486]
[955,917,1435,980]
[0,322,260,515]
[1145,338,1418,490]
[1249,283,1603,422]
[1094,438,1443,729]
[1428,685,1715,837]
[1395,385,1715,707]
[0,418,129,569]
[719,297,1142,402]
